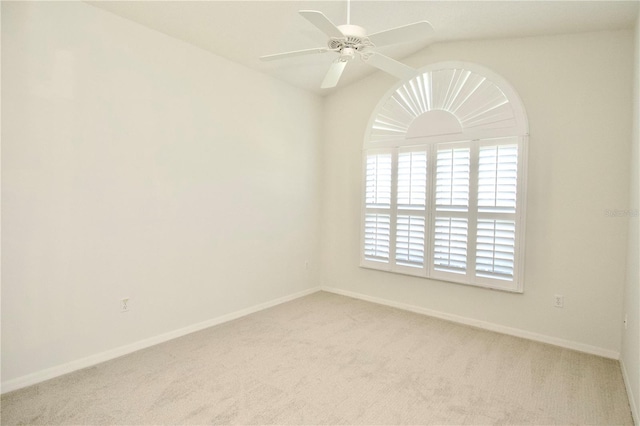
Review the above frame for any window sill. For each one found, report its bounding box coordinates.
[359,263,523,294]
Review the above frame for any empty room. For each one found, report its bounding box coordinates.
[2,0,639,424]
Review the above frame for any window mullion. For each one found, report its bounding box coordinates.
[389,149,399,269]
[467,141,479,282]
[421,148,431,277]
[426,143,437,277]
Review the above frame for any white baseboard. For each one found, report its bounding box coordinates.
[1,286,321,394]
[3,285,622,395]
[621,358,639,425]
[321,286,620,360]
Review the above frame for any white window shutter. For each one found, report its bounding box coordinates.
[476,219,516,280]
[478,144,518,213]
[362,63,528,292]
[433,217,468,274]
[366,154,392,208]
[395,150,428,270]
[433,145,470,277]
[396,215,426,268]
[397,152,427,209]
[364,213,391,263]
[475,142,519,282]
[363,152,393,266]
[435,147,470,210]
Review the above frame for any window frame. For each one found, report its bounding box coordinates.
[360,62,529,293]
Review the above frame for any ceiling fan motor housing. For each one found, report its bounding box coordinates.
[329,24,372,53]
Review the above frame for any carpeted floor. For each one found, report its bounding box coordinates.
[1,291,633,425]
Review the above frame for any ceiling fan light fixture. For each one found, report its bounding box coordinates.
[339,47,356,62]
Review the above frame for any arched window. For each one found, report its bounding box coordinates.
[361,62,529,292]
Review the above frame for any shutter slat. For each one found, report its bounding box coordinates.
[395,215,425,268]
[478,145,518,213]
[397,151,427,209]
[435,147,470,211]
[433,217,468,274]
[365,154,392,208]
[475,219,516,280]
[364,213,391,263]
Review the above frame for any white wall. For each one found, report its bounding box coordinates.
[2,2,322,384]
[621,12,640,424]
[320,30,633,356]
[2,0,636,401]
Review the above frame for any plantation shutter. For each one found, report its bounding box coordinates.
[361,63,528,292]
[477,144,518,213]
[364,214,391,262]
[395,150,428,269]
[363,152,392,264]
[365,153,392,208]
[476,219,516,280]
[362,139,522,289]
[475,141,519,282]
[433,145,471,276]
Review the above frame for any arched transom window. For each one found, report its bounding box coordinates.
[361,62,529,292]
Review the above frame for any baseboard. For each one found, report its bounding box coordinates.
[1,286,321,394]
[321,286,620,360]
[621,358,639,425]
[3,285,622,394]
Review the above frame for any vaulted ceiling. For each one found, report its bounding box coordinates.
[88,1,639,95]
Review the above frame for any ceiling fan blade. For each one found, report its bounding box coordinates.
[299,10,345,39]
[363,53,415,80]
[368,21,434,47]
[321,60,348,89]
[260,47,329,61]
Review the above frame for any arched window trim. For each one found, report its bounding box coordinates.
[360,61,529,293]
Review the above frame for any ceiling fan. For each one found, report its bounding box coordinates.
[259,3,434,89]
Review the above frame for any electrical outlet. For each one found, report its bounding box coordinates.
[120,297,130,313]
[553,294,564,308]
[624,313,628,330]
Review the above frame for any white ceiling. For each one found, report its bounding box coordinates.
[87,0,639,95]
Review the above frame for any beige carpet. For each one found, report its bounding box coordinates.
[1,291,633,425]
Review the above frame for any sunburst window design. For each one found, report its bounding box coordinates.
[366,64,528,147]
[361,62,528,293]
